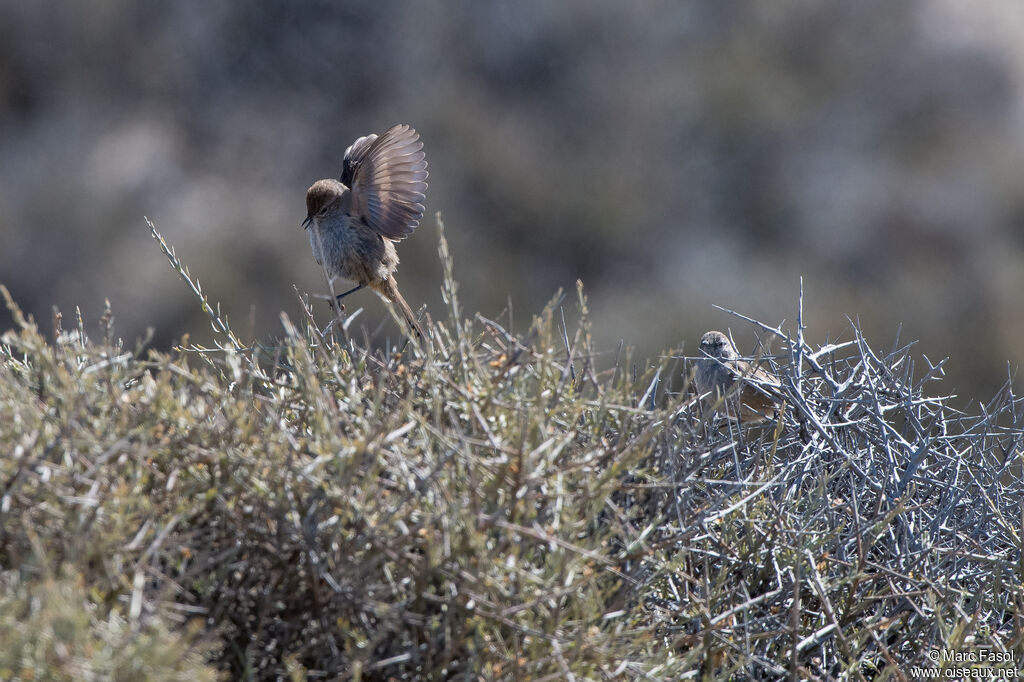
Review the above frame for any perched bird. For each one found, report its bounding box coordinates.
[694,330,781,423]
[303,124,428,338]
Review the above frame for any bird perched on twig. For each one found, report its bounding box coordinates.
[302,124,428,338]
[694,330,782,423]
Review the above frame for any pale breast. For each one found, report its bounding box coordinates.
[308,228,325,266]
[309,215,397,285]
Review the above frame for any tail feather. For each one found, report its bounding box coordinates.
[378,276,425,340]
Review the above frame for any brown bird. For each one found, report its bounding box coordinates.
[303,124,428,338]
[694,331,782,423]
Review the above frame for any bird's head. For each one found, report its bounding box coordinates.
[699,331,736,360]
[302,179,346,229]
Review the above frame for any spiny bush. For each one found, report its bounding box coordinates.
[0,219,1022,679]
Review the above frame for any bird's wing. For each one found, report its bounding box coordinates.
[749,364,781,387]
[734,360,783,399]
[341,133,378,187]
[346,124,428,240]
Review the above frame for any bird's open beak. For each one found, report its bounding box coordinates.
[301,215,312,230]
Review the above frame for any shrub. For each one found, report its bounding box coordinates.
[0,219,1021,679]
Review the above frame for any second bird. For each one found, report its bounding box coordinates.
[303,124,428,338]
[695,331,782,423]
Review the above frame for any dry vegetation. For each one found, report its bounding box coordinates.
[1,219,1022,680]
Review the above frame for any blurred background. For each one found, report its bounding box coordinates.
[2,0,1023,404]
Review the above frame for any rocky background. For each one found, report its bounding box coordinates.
[2,0,1023,403]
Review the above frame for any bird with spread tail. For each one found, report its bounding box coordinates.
[303,124,428,338]
[694,330,782,423]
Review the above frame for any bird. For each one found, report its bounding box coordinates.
[302,124,428,339]
[694,330,782,423]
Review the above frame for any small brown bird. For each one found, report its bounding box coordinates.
[695,331,782,423]
[303,124,428,338]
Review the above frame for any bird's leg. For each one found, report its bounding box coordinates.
[335,283,365,301]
